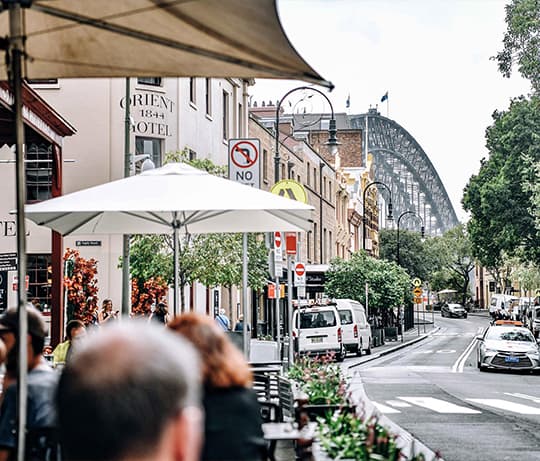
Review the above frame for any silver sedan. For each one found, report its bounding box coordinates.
[476,324,540,371]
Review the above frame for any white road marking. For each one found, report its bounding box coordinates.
[372,402,401,414]
[386,400,412,407]
[504,393,540,404]
[452,337,478,373]
[436,349,456,354]
[398,397,481,414]
[467,399,540,415]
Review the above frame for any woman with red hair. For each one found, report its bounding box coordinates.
[169,313,265,461]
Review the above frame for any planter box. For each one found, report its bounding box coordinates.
[299,404,355,421]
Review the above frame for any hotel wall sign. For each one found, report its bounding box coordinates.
[120,92,174,137]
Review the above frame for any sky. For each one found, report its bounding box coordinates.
[250,0,532,222]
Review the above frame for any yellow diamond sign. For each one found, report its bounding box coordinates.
[270,179,308,204]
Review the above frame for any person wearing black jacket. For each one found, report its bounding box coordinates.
[169,313,265,461]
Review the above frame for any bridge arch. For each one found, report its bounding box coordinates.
[350,112,459,235]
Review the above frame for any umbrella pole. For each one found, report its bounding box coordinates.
[9,3,28,461]
[173,217,179,316]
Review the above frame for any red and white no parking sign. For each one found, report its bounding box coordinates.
[228,138,261,188]
[294,262,306,287]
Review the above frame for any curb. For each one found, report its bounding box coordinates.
[348,327,440,370]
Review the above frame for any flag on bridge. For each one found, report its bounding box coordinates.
[381,91,389,103]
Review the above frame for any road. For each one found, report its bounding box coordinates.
[347,314,540,461]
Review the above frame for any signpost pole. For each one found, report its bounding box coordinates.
[287,255,293,367]
[242,233,250,360]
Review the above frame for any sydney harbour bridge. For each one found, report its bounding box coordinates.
[350,109,459,235]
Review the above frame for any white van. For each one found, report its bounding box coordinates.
[293,305,345,361]
[334,299,372,356]
[489,294,518,318]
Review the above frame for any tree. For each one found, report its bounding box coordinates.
[430,225,475,305]
[494,0,540,94]
[325,251,411,325]
[463,96,540,267]
[63,248,99,324]
[379,229,437,281]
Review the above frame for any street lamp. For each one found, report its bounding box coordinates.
[274,86,340,183]
[396,211,425,266]
[362,181,393,252]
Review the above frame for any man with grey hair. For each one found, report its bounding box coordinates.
[56,321,202,461]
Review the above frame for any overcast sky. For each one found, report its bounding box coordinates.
[250,0,531,222]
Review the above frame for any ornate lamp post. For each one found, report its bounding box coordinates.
[274,86,340,183]
[362,181,393,252]
[396,210,425,266]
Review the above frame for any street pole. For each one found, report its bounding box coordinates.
[275,276,280,361]
[287,254,293,367]
[122,77,131,318]
[242,233,250,359]
[9,4,29,459]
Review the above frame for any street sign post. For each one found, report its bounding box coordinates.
[228,138,261,188]
[294,262,306,287]
[285,232,297,255]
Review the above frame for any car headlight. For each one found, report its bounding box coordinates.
[527,348,540,356]
[482,348,497,356]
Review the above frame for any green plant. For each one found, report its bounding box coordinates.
[318,410,425,461]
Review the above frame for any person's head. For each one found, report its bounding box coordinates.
[57,321,202,461]
[238,315,244,322]
[168,313,252,389]
[102,299,113,312]
[219,308,226,316]
[157,302,168,314]
[66,319,86,341]
[0,304,47,368]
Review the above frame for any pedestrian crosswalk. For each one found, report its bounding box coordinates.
[372,393,540,416]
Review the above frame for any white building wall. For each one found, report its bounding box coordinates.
[2,77,247,313]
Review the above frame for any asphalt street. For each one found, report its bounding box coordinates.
[345,314,540,461]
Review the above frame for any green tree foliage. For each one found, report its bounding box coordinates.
[325,251,411,311]
[494,0,540,93]
[463,96,540,268]
[379,229,437,280]
[429,225,475,305]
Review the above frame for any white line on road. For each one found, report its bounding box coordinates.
[467,399,540,415]
[504,392,540,404]
[372,402,401,414]
[452,336,478,373]
[386,400,412,407]
[398,397,481,414]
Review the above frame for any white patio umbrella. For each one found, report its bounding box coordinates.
[1,3,331,456]
[25,162,314,311]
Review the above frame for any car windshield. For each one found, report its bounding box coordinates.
[300,310,337,329]
[338,310,353,325]
[486,328,535,343]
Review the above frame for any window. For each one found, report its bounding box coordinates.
[307,231,312,262]
[27,254,52,312]
[26,143,53,202]
[323,228,327,263]
[329,230,333,259]
[313,167,317,191]
[137,77,162,86]
[313,223,318,260]
[323,177,327,198]
[222,90,229,140]
[307,163,311,185]
[188,149,197,161]
[205,78,212,116]
[135,136,162,167]
[281,163,286,180]
[263,149,268,181]
[190,78,196,105]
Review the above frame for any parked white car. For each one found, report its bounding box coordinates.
[293,305,345,361]
[334,299,372,356]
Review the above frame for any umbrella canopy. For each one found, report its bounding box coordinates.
[25,162,314,235]
[0,0,331,86]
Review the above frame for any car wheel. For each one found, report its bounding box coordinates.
[441,311,446,318]
[464,314,468,319]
